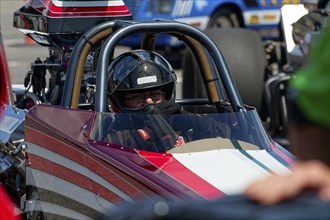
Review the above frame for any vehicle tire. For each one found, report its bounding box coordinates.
[182,28,266,111]
[207,8,241,28]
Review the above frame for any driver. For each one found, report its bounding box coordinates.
[107,49,180,114]
[104,49,231,152]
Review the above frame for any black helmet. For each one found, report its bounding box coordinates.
[107,50,176,112]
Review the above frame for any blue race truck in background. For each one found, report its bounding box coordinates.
[121,0,301,49]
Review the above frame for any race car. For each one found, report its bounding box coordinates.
[1,1,297,219]
[21,20,295,219]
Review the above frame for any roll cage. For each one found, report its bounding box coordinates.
[62,20,245,113]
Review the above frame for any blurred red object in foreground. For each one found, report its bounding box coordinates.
[0,185,21,220]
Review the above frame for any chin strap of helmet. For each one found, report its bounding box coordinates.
[121,103,156,113]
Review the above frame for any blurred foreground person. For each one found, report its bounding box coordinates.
[99,22,330,220]
[244,19,330,205]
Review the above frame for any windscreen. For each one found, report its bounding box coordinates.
[90,109,271,153]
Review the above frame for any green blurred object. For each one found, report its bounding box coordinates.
[290,21,330,128]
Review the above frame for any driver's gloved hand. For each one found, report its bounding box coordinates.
[151,100,183,114]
